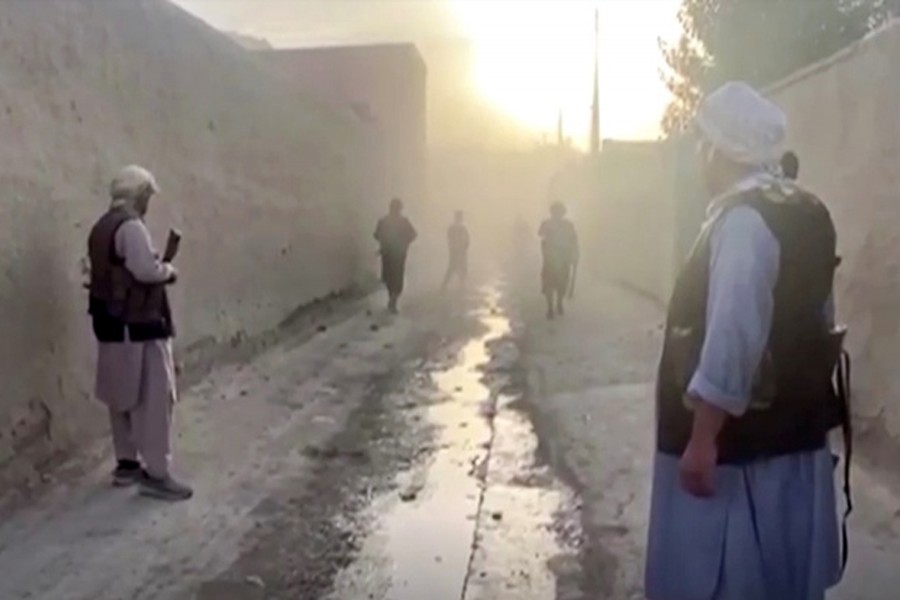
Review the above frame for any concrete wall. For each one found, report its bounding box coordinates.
[0,0,376,488]
[768,21,900,445]
[260,44,428,208]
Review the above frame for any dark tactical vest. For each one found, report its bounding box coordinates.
[88,207,173,342]
[656,183,845,464]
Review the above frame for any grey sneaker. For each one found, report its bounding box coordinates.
[112,462,143,487]
[139,474,194,501]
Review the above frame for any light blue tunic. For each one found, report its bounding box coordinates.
[645,176,841,600]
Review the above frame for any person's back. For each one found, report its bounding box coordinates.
[374,198,417,313]
[376,213,416,257]
[539,203,579,319]
[443,211,470,290]
[448,223,469,258]
[539,217,577,267]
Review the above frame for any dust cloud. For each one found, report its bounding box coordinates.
[175,0,590,279]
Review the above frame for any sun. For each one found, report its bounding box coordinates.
[450,0,680,146]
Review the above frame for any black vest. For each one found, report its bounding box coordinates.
[87,207,174,342]
[656,183,841,464]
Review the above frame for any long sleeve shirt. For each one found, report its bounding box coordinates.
[115,220,175,284]
[646,172,841,599]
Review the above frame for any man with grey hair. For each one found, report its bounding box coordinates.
[87,165,192,501]
[646,83,846,598]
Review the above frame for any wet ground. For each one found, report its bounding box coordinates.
[324,287,581,600]
[198,283,584,600]
[0,280,586,600]
[1,272,899,599]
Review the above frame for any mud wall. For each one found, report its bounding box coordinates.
[0,0,376,487]
[768,21,900,446]
[590,20,900,451]
[261,44,428,208]
[589,141,681,303]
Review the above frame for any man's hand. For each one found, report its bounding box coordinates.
[165,265,178,285]
[679,435,718,497]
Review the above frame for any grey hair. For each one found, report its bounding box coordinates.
[110,165,159,200]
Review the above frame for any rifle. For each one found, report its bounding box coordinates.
[823,325,853,577]
[163,228,182,262]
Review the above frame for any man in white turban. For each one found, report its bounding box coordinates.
[646,82,846,599]
[87,165,192,501]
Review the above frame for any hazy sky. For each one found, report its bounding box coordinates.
[174,0,681,143]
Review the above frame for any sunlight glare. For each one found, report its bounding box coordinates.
[451,0,680,145]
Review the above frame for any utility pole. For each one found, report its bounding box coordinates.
[557,108,564,147]
[589,7,601,155]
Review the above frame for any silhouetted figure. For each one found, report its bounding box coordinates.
[374,198,417,314]
[539,202,579,319]
[781,150,799,180]
[441,210,470,290]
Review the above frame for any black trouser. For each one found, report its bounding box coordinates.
[542,262,569,297]
[442,252,467,287]
[381,251,408,300]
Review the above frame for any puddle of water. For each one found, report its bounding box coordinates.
[328,289,580,600]
[463,392,581,600]
[378,299,510,600]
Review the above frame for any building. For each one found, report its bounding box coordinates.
[260,43,428,206]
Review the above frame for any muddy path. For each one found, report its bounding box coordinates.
[199,283,586,600]
[0,288,454,600]
[0,280,589,600]
[320,285,584,600]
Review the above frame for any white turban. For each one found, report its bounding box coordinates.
[110,165,159,200]
[695,82,787,167]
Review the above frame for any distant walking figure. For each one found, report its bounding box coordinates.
[781,150,799,180]
[539,202,579,319]
[375,198,417,314]
[442,210,470,290]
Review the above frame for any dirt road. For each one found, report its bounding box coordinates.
[0,271,898,599]
[0,279,582,600]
